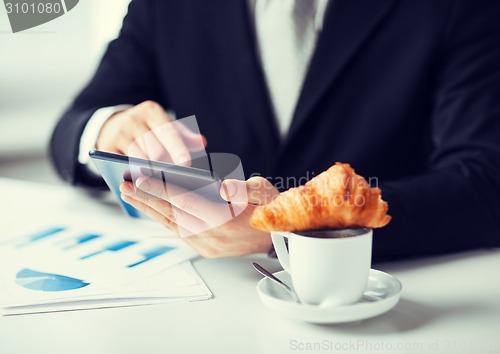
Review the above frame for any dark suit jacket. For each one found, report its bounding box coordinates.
[51,0,500,261]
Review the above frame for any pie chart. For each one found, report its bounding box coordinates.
[15,268,90,292]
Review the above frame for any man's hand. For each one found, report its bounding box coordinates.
[96,100,206,165]
[119,176,279,258]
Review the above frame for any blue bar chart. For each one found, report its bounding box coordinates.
[15,227,66,248]
[80,240,138,260]
[0,180,211,315]
[0,223,198,297]
[128,246,175,268]
[62,234,101,250]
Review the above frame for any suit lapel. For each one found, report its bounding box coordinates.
[284,0,399,144]
[207,1,280,152]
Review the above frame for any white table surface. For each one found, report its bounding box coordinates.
[0,178,499,354]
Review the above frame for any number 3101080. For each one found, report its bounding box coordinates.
[5,2,62,14]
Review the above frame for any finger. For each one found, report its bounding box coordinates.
[122,191,208,237]
[121,193,203,240]
[97,109,163,160]
[128,101,189,165]
[125,107,171,161]
[95,111,128,154]
[121,180,170,209]
[135,176,233,225]
[175,121,207,151]
[121,181,162,207]
[128,121,173,162]
[121,193,178,232]
[152,123,192,166]
[221,177,279,205]
[128,100,169,128]
[120,181,135,195]
[136,103,191,166]
[120,194,208,255]
[220,179,246,203]
[219,179,250,217]
[123,179,209,232]
[101,134,132,156]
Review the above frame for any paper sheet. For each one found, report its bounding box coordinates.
[0,179,213,315]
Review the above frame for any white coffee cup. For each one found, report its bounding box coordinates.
[271,228,372,306]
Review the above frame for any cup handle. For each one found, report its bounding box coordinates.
[271,232,291,273]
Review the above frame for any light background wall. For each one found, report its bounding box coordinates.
[0,0,131,159]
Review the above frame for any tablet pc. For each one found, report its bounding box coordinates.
[89,150,224,218]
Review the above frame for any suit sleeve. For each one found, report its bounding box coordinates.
[373,0,500,260]
[50,0,162,187]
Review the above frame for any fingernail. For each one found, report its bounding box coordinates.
[120,184,133,196]
[224,181,237,198]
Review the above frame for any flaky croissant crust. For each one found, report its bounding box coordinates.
[250,163,391,232]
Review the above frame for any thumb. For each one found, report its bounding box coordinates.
[221,177,279,205]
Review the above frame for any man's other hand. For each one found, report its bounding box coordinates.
[96,100,206,165]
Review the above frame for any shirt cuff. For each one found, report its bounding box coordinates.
[78,105,132,174]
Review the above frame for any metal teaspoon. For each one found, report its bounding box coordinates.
[253,262,301,303]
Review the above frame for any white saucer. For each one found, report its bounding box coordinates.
[257,269,402,324]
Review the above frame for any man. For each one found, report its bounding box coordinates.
[51,0,500,260]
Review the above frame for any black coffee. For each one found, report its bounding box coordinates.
[296,228,369,239]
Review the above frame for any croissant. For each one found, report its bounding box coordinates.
[250,162,391,232]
